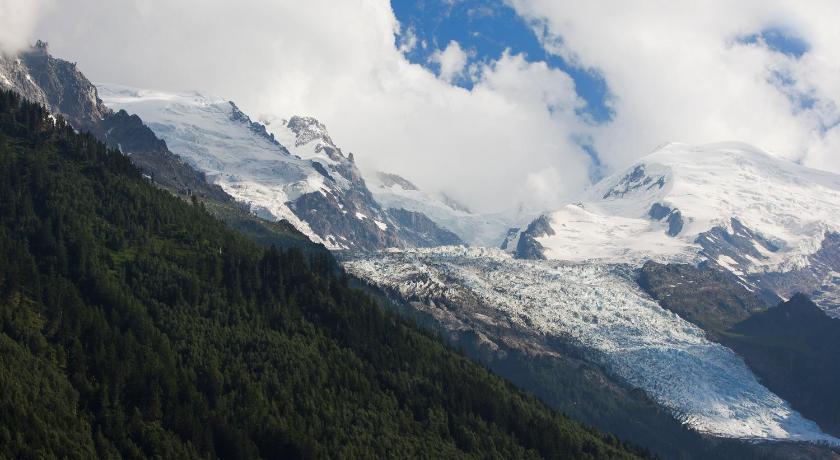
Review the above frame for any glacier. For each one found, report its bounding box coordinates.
[344,246,840,444]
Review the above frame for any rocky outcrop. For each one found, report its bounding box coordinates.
[506,214,555,260]
[648,203,683,236]
[756,232,840,317]
[638,260,767,335]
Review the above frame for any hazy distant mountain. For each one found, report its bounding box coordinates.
[367,170,535,247]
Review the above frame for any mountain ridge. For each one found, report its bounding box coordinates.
[98,83,463,251]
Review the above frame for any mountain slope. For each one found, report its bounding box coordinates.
[98,84,460,251]
[638,261,768,336]
[642,263,840,438]
[726,294,840,436]
[510,142,840,316]
[0,90,643,459]
[0,42,229,202]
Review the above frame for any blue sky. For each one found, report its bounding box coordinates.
[740,27,810,59]
[393,2,817,124]
[391,1,831,182]
[392,0,613,123]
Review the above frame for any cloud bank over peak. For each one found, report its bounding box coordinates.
[3,0,840,213]
[508,0,840,175]
[19,0,592,213]
[0,0,51,53]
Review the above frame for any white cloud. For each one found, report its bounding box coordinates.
[18,0,589,213]
[430,40,468,83]
[0,0,51,53]
[397,25,417,54]
[507,0,840,175]
[9,0,839,214]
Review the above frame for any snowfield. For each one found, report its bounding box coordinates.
[344,247,840,444]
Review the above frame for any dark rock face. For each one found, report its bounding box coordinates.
[7,42,107,129]
[499,227,520,251]
[647,203,683,236]
[648,203,672,220]
[228,101,286,149]
[728,295,840,436]
[512,215,556,260]
[695,217,779,279]
[291,191,402,250]
[638,261,767,335]
[755,233,840,317]
[98,110,230,201]
[666,211,683,236]
[386,208,464,247]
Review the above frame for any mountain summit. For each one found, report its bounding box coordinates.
[508,142,840,315]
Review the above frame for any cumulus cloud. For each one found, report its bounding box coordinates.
[20,0,589,213]
[7,0,840,213]
[507,0,840,175]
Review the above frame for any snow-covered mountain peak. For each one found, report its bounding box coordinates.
[511,141,840,315]
[97,83,463,251]
[259,114,348,166]
[589,142,840,248]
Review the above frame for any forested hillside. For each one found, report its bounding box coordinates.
[0,90,642,459]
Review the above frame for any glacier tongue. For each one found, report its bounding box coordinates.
[345,247,840,444]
